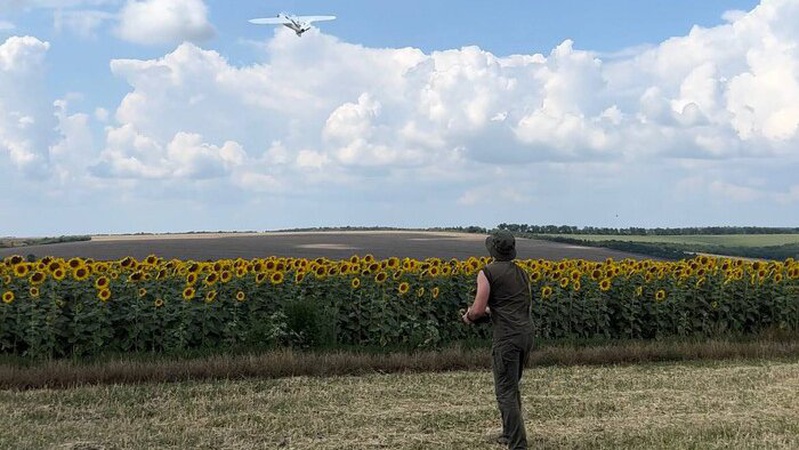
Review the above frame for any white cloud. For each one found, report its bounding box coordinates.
[0,35,53,176]
[91,0,799,202]
[116,0,214,45]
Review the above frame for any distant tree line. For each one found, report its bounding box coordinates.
[0,235,91,249]
[495,224,799,235]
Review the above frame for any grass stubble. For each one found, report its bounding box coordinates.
[1,358,798,450]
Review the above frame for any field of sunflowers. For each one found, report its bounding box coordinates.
[2,253,798,358]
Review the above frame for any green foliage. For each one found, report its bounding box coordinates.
[1,254,798,359]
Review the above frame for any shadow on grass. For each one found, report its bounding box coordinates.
[3,332,799,390]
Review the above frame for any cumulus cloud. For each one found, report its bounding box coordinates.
[0,35,53,176]
[115,0,214,45]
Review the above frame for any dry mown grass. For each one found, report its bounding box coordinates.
[3,337,799,390]
[1,359,798,449]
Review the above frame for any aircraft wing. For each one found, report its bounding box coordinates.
[248,17,288,25]
[297,15,336,23]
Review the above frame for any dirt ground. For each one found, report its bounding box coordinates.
[0,231,649,262]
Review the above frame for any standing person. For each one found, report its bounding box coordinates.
[462,230,534,449]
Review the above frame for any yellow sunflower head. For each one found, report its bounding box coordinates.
[235,290,246,302]
[2,291,14,304]
[73,266,90,281]
[351,277,361,289]
[182,286,196,301]
[13,263,30,278]
[29,271,46,285]
[270,271,285,285]
[97,288,111,302]
[398,282,410,295]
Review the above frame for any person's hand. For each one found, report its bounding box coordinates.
[461,307,473,325]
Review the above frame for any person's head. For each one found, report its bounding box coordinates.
[485,230,517,261]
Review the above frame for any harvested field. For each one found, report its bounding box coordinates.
[0,231,652,262]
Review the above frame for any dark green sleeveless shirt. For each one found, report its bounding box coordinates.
[483,261,533,342]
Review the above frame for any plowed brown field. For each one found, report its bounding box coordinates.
[0,231,650,261]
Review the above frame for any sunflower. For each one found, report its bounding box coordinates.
[655,289,667,302]
[73,266,90,281]
[431,286,440,299]
[295,272,305,284]
[271,271,285,285]
[774,273,783,283]
[67,258,83,269]
[529,271,542,282]
[255,272,268,284]
[154,298,164,308]
[635,286,643,297]
[94,276,110,290]
[182,286,196,301]
[375,271,388,284]
[2,291,14,304]
[5,255,23,265]
[351,277,361,289]
[599,278,612,291]
[205,290,217,303]
[186,273,198,285]
[572,280,581,292]
[1,275,10,286]
[29,271,46,285]
[398,282,410,295]
[590,269,602,281]
[387,257,400,269]
[392,270,404,280]
[559,277,570,289]
[13,263,30,278]
[541,286,553,299]
[416,286,425,297]
[128,271,144,282]
[236,290,246,302]
[204,272,220,286]
[97,288,111,302]
[52,268,66,281]
[29,286,40,298]
[138,288,147,297]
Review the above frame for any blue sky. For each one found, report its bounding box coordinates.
[3,0,798,236]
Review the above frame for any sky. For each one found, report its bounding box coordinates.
[2,0,798,237]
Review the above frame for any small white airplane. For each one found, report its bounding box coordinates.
[248,13,336,37]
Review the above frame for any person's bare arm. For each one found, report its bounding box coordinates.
[462,270,490,324]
